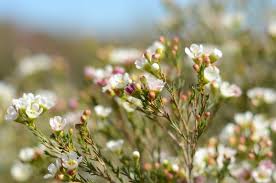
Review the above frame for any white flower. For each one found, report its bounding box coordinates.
[94,105,112,118]
[143,73,165,92]
[102,73,132,92]
[204,66,221,83]
[5,106,18,121]
[49,116,67,131]
[220,81,242,98]
[146,41,164,55]
[6,92,54,122]
[36,90,57,109]
[61,152,82,170]
[44,159,61,179]
[212,48,223,59]
[247,87,276,106]
[25,102,43,119]
[135,57,149,70]
[252,166,273,183]
[109,48,141,64]
[11,162,32,182]
[234,111,253,126]
[17,54,52,77]
[19,147,35,162]
[185,44,203,59]
[106,139,124,151]
[216,145,236,170]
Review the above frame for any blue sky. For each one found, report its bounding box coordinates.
[0,0,170,38]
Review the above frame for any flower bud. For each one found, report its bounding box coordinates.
[172,50,177,56]
[162,160,169,168]
[159,36,165,43]
[151,63,160,71]
[181,94,188,101]
[149,91,156,100]
[173,37,179,44]
[83,109,91,116]
[203,55,210,65]
[135,83,142,91]
[143,163,152,171]
[248,153,255,159]
[152,54,161,60]
[113,67,125,74]
[266,151,273,158]
[193,64,200,72]
[57,174,64,180]
[155,162,160,168]
[204,112,211,118]
[132,151,140,160]
[195,114,201,121]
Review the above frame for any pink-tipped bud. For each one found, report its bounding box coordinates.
[149,91,156,100]
[113,67,125,74]
[173,36,179,44]
[159,36,165,43]
[193,64,200,72]
[83,109,91,116]
[152,53,161,60]
[204,112,211,118]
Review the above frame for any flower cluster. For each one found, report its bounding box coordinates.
[193,139,236,178]
[247,87,276,106]
[44,152,82,180]
[185,44,241,98]
[220,112,273,159]
[5,93,55,122]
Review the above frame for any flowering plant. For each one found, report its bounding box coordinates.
[6,37,275,183]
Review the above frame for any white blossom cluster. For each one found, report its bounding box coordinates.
[44,152,82,179]
[247,87,276,106]
[185,44,242,98]
[5,93,56,122]
[193,144,236,176]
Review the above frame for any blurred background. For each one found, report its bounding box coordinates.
[0,0,276,182]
